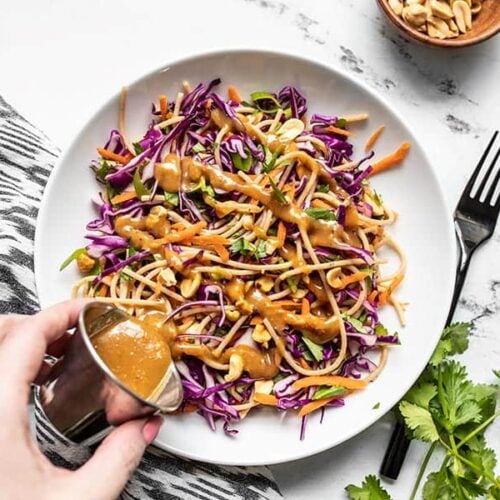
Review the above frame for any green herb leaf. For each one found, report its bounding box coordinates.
[106,181,118,202]
[305,207,336,221]
[59,248,86,271]
[262,148,281,173]
[342,314,369,333]
[374,324,389,337]
[250,91,282,114]
[190,176,215,198]
[317,183,330,193]
[399,401,440,442]
[430,322,471,367]
[312,385,348,400]
[133,165,151,197]
[493,369,500,380]
[373,402,380,410]
[268,177,288,204]
[302,336,323,363]
[231,151,252,172]
[254,240,268,260]
[345,475,392,500]
[230,237,256,256]
[192,143,206,153]
[95,160,110,181]
[132,142,144,155]
[335,118,347,129]
[286,276,298,294]
[88,260,102,276]
[164,192,179,206]
[422,471,455,500]
[404,382,437,409]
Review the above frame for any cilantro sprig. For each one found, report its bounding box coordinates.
[346,323,500,500]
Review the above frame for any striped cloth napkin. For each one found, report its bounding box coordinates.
[0,95,282,500]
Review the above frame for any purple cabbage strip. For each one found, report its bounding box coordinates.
[92,250,151,285]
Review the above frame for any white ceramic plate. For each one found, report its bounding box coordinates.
[35,49,456,466]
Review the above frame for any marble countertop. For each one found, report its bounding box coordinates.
[2,0,499,497]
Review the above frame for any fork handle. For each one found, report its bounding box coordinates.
[380,243,471,479]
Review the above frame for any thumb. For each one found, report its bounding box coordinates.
[74,415,163,500]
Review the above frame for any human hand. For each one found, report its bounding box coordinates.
[0,300,163,500]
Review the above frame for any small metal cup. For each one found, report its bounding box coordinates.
[39,302,183,445]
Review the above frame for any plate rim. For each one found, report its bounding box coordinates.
[34,47,457,465]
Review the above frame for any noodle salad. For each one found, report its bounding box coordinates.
[64,79,410,438]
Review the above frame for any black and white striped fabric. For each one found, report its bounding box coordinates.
[0,95,282,500]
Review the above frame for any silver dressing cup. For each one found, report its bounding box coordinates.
[39,302,183,446]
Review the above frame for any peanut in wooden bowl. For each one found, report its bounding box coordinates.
[377,0,500,48]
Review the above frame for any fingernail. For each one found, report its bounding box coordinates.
[142,415,163,444]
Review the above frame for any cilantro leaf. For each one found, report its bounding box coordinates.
[302,336,323,362]
[268,177,288,204]
[95,160,110,181]
[493,369,500,380]
[404,382,438,409]
[254,240,268,259]
[317,183,330,193]
[190,176,215,198]
[422,471,456,500]
[343,314,369,333]
[335,118,347,128]
[132,142,144,155]
[305,207,336,221]
[345,475,391,500]
[399,401,440,442]
[430,322,470,367]
[230,238,256,256]
[262,148,280,173]
[192,143,206,153]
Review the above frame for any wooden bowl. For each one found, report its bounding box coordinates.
[377,0,500,47]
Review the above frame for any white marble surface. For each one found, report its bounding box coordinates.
[1,0,499,498]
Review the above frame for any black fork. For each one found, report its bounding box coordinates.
[380,130,500,480]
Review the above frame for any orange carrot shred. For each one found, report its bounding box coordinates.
[365,125,385,152]
[367,290,378,304]
[96,147,130,165]
[159,95,168,120]
[333,271,369,290]
[311,199,333,209]
[388,273,404,294]
[164,221,207,243]
[299,358,311,370]
[301,298,310,315]
[277,222,286,249]
[292,375,368,391]
[111,191,137,204]
[97,285,108,297]
[212,244,230,262]
[254,393,278,406]
[368,142,411,177]
[326,125,351,137]
[250,316,263,325]
[228,85,242,104]
[299,395,344,417]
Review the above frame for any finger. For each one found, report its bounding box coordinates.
[74,416,163,499]
[0,299,88,401]
[0,314,26,342]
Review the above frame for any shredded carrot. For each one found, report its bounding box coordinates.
[97,285,108,297]
[388,273,404,294]
[378,291,388,305]
[191,234,229,246]
[292,375,368,391]
[212,244,230,262]
[365,125,385,152]
[299,395,345,417]
[171,222,186,231]
[159,95,168,120]
[111,191,137,204]
[332,271,369,290]
[254,393,278,406]
[163,221,207,243]
[311,199,333,209]
[277,222,286,249]
[368,290,378,303]
[227,85,242,103]
[326,125,351,137]
[301,298,310,315]
[368,142,411,177]
[299,358,312,370]
[96,147,130,165]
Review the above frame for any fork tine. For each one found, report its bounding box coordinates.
[463,130,498,199]
[475,143,500,201]
[485,162,500,210]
